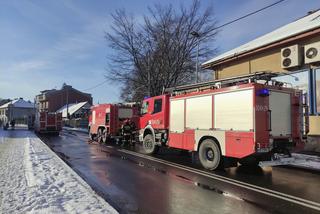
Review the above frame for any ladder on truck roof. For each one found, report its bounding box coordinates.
[165,72,278,94]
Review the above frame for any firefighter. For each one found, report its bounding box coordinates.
[10,119,15,130]
[121,119,136,146]
[3,122,9,130]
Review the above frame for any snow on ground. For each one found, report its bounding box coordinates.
[0,128,118,214]
[290,153,320,171]
[63,126,88,134]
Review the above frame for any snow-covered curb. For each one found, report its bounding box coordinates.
[63,126,88,134]
[0,130,118,214]
[289,153,320,171]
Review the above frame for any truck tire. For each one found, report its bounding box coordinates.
[89,133,95,141]
[88,127,92,139]
[143,134,159,155]
[239,156,259,167]
[97,129,103,143]
[198,139,221,170]
[102,129,109,144]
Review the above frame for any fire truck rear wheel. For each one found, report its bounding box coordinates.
[143,134,159,155]
[198,139,221,170]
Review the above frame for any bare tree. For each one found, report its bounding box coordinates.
[106,0,218,102]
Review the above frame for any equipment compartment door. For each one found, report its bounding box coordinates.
[269,91,291,136]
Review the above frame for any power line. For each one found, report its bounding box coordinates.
[214,0,287,30]
[83,79,108,91]
[83,1,286,92]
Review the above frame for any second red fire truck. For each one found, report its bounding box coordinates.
[34,111,62,135]
[89,103,140,144]
[89,73,307,170]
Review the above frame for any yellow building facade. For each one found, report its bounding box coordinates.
[202,10,320,136]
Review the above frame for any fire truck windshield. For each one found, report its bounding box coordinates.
[141,101,149,115]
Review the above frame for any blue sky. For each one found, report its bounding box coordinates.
[0,0,319,104]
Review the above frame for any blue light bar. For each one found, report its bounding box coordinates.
[257,88,270,96]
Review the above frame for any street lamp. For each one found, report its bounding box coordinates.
[190,31,200,83]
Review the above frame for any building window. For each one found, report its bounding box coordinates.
[273,69,312,111]
[273,68,320,115]
[316,68,320,114]
[273,70,309,93]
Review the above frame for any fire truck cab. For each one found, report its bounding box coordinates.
[139,73,306,170]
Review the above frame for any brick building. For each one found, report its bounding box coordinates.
[35,84,92,112]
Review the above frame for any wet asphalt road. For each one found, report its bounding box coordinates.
[40,130,320,214]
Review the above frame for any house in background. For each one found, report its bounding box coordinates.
[57,101,91,128]
[35,83,92,112]
[0,99,11,106]
[0,98,35,125]
[202,10,320,149]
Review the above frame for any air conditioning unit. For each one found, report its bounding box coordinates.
[304,41,320,64]
[281,45,301,69]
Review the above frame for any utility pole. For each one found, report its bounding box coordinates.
[148,70,151,97]
[66,86,69,119]
[190,31,200,83]
[147,53,151,97]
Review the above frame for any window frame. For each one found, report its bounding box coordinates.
[153,98,163,114]
[313,67,320,115]
[272,69,315,114]
[105,113,110,124]
[141,101,149,115]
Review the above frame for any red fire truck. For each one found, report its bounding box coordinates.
[89,103,139,143]
[34,111,62,135]
[138,73,307,170]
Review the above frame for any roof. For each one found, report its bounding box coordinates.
[0,98,34,109]
[57,101,90,118]
[39,85,91,97]
[202,10,320,67]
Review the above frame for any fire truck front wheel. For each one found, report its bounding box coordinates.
[97,129,104,143]
[102,129,109,143]
[198,139,221,170]
[89,133,96,141]
[143,134,159,155]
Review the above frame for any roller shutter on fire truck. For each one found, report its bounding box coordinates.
[269,91,291,136]
[169,89,255,153]
[214,89,253,131]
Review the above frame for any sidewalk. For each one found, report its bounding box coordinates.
[0,128,117,214]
